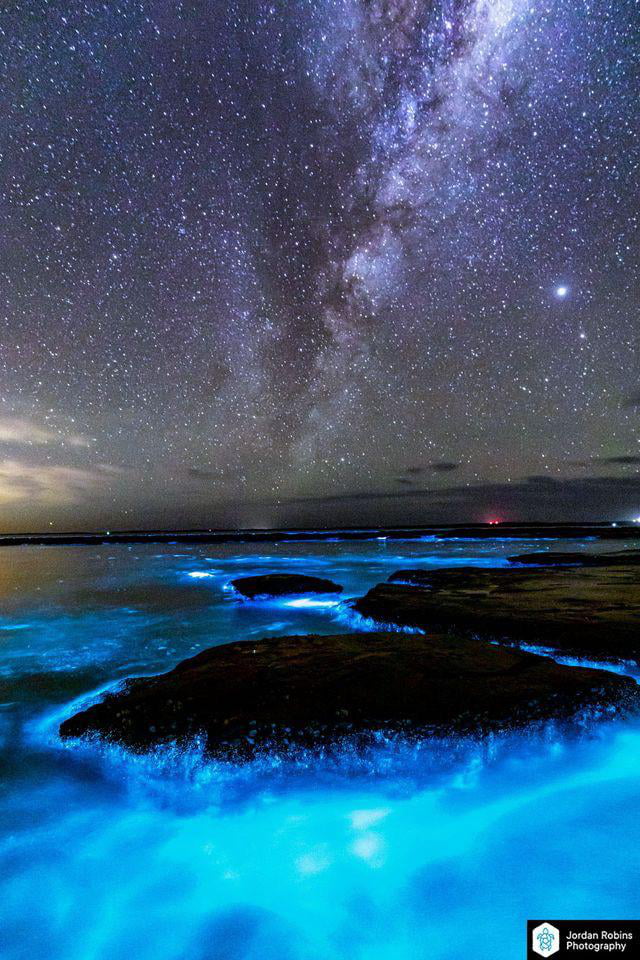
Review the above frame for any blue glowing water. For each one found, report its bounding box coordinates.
[1,537,639,960]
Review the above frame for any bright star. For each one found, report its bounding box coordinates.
[555,285,569,298]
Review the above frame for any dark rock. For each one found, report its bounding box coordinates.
[389,569,452,585]
[356,567,640,659]
[507,550,640,567]
[230,573,342,598]
[59,632,637,756]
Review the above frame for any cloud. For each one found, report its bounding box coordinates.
[572,454,640,467]
[595,455,640,466]
[270,474,640,522]
[429,462,459,473]
[0,417,90,449]
[623,394,640,408]
[0,459,114,507]
[523,474,561,486]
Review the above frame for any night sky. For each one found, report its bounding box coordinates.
[1,0,639,532]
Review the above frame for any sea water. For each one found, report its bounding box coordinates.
[0,537,638,960]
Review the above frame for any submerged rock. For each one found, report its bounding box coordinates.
[59,632,637,756]
[357,567,640,659]
[507,550,640,567]
[230,573,342,598]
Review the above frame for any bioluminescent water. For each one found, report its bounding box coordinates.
[1,537,639,960]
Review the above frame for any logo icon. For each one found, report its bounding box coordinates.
[532,922,560,956]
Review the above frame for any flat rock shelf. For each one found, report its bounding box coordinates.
[59,632,638,757]
[507,550,640,567]
[357,566,640,659]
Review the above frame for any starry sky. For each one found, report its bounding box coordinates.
[1,0,639,532]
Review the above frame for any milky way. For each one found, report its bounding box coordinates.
[0,0,639,530]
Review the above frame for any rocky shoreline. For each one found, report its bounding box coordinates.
[60,554,640,757]
[358,564,640,659]
[6,522,640,548]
